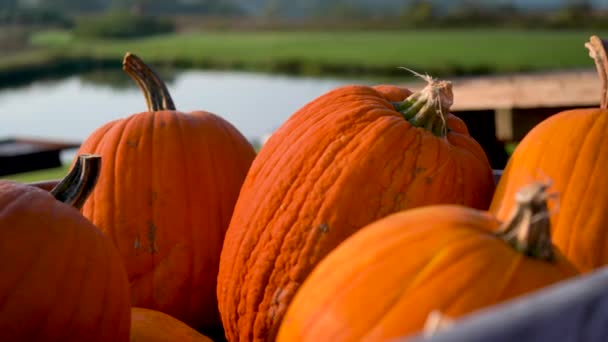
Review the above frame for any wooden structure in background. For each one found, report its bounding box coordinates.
[402,69,600,169]
[0,137,80,176]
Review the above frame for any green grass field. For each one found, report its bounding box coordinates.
[1,166,69,183]
[18,29,608,77]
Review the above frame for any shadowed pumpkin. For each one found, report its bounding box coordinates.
[0,155,131,341]
[130,307,214,342]
[217,74,495,341]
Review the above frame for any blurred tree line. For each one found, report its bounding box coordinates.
[1,0,607,34]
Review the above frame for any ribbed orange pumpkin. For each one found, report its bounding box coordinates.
[75,53,256,330]
[0,155,131,341]
[277,182,578,341]
[217,75,495,341]
[130,308,213,342]
[490,35,608,272]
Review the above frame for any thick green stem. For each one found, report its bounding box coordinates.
[495,182,555,261]
[392,74,453,137]
[51,154,101,210]
[585,35,608,110]
[122,52,176,112]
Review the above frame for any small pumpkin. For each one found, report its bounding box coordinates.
[130,307,213,342]
[277,182,578,342]
[217,75,495,341]
[0,155,131,341]
[490,35,608,272]
[75,53,256,330]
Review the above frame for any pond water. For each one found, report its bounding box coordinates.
[0,69,379,161]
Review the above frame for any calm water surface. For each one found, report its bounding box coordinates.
[0,70,374,146]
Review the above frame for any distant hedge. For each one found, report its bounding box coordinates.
[0,7,73,27]
[74,11,175,39]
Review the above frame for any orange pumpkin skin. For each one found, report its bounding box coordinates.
[277,204,577,341]
[492,36,608,273]
[0,181,131,341]
[217,82,495,341]
[77,109,255,330]
[490,107,608,272]
[130,307,213,342]
[76,54,257,330]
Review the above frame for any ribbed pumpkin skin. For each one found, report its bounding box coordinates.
[77,110,255,330]
[277,205,578,342]
[217,85,495,342]
[0,182,131,341]
[130,307,213,342]
[491,108,608,272]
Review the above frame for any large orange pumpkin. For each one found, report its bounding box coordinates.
[76,53,256,331]
[490,35,608,272]
[277,182,578,341]
[0,155,131,341]
[130,308,213,342]
[217,75,495,341]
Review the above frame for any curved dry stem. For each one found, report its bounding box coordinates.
[51,154,101,210]
[495,181,555,261]
[585,35,608,110]
[392,69,453,137]
[122,52,176,112]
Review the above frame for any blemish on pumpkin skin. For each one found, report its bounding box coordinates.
[148,191,158,206]
[147,222,159,254]
[318,223,329,233]
[394,193,404,211]
[134,236,141,249]
[126,140,138,148]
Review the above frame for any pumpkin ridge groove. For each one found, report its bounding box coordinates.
[57,224,95,340]
[560,111,600,258]
[112,118,131,252]
[566,111,605,263]
[358,230,484,340]
[487,252,524,308]
[398,132,423,209]
[30,210,87,340]
[176,111,196,317]
[437,238,509,314]
[388,123,416,213]
[146,111,158,293]
[91,232,112,336]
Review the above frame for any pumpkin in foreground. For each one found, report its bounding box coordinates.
[76,53,256,330]
[0,155,131,341]
[130,307,213,342]
[217,75,495,341]
[490,35,608,272]
[277,182,579,342]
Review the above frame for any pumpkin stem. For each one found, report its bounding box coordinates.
[495,181,556,261]
[122,52,176,112]
[392,69,453,137]
[585,35,608,110]
[51,154,101,210]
